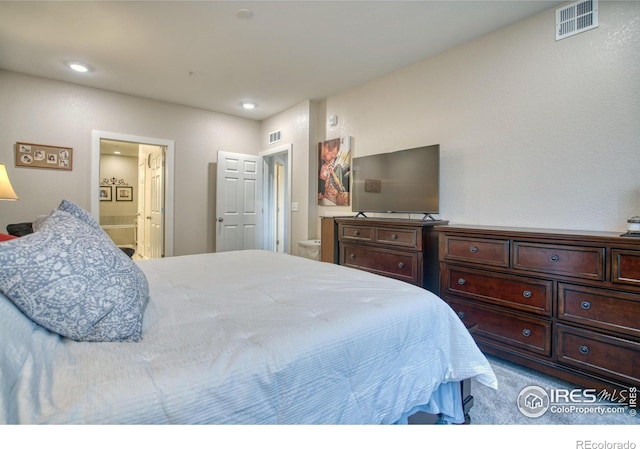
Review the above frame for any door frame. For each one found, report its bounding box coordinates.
[91,130,175,257]
[260,144,292,254]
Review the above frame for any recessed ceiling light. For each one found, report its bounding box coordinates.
[68,62,90,73]
[236,8,254,20]
[241,102,256,110]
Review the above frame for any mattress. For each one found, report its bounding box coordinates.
[0,250,497,424]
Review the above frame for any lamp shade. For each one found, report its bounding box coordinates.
[0,163,19,200]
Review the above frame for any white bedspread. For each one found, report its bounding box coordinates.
[0,250,496,424]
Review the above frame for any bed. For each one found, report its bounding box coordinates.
[0,200,497,424]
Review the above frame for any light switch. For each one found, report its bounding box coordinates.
[291,202,299,212]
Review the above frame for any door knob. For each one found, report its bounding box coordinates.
[218,218,224,222]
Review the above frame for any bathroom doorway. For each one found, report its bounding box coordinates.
[91,131,174,258]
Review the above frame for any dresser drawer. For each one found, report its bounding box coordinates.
[558,283,640,339]
[447,298,552,356]
[376,227,419,249]
[441,235,509,267]
[340,244,419,284]
[556,324,640,387]
[443,266,552,316]
[612,249,640,287]
[513,242,604,281]
[339,224,373,242]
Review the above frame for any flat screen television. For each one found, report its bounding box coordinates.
[351,144,440,216]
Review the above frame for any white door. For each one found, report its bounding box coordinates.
[136,159,146,258]
[149,147,165,258]
[275,159,285,253]
[216,151,263,252]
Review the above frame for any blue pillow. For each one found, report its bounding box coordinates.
[57,199,106,234]
[0,208,149,342]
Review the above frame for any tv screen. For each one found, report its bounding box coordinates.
[352,144,439,215]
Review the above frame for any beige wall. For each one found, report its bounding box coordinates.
[314,2,640,235]
[2,2,638,255]
[0,71,261,256]
[99,154,138,218]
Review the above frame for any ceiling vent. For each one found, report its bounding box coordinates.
[556,0,598,41]
[268,130,281,145]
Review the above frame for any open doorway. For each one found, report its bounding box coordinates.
[91,131,174,258]
[98,139,140,257]
[261,144,292,254]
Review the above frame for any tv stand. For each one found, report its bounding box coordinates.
[422,214,437,222]
[334,216,448,294]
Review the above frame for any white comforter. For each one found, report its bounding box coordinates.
[0,250,496,424]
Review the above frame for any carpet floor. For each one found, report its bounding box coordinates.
[469,355,639,425]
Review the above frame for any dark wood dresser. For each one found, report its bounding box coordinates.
[335,217,447,294]
[437,224,640,392]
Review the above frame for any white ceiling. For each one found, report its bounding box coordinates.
[0,1,562,120]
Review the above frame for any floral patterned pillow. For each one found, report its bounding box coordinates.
[0,207,149,342]
[57,198,106,234]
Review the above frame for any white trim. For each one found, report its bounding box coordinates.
[91,130,175,257]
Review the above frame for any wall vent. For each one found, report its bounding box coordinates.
[556,0,598,41]
[268,130,281,144]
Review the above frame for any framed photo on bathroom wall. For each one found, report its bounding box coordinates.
[115,186,133,201]
[99,186,112,201]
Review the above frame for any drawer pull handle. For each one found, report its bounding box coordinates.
[522,328,532,337]
[353,230,360,237]
[580,301,591,310]
[522,290,532,299]
[349,253,356,260]
[457,311,465,319]
[549,254,560,262]
[579,345,590,355]
[457,278,466,285]
[391,233,398,240]
[398,262,405,269]
[469,246,478,253]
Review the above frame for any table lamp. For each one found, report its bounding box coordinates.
[0,163,19,200]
